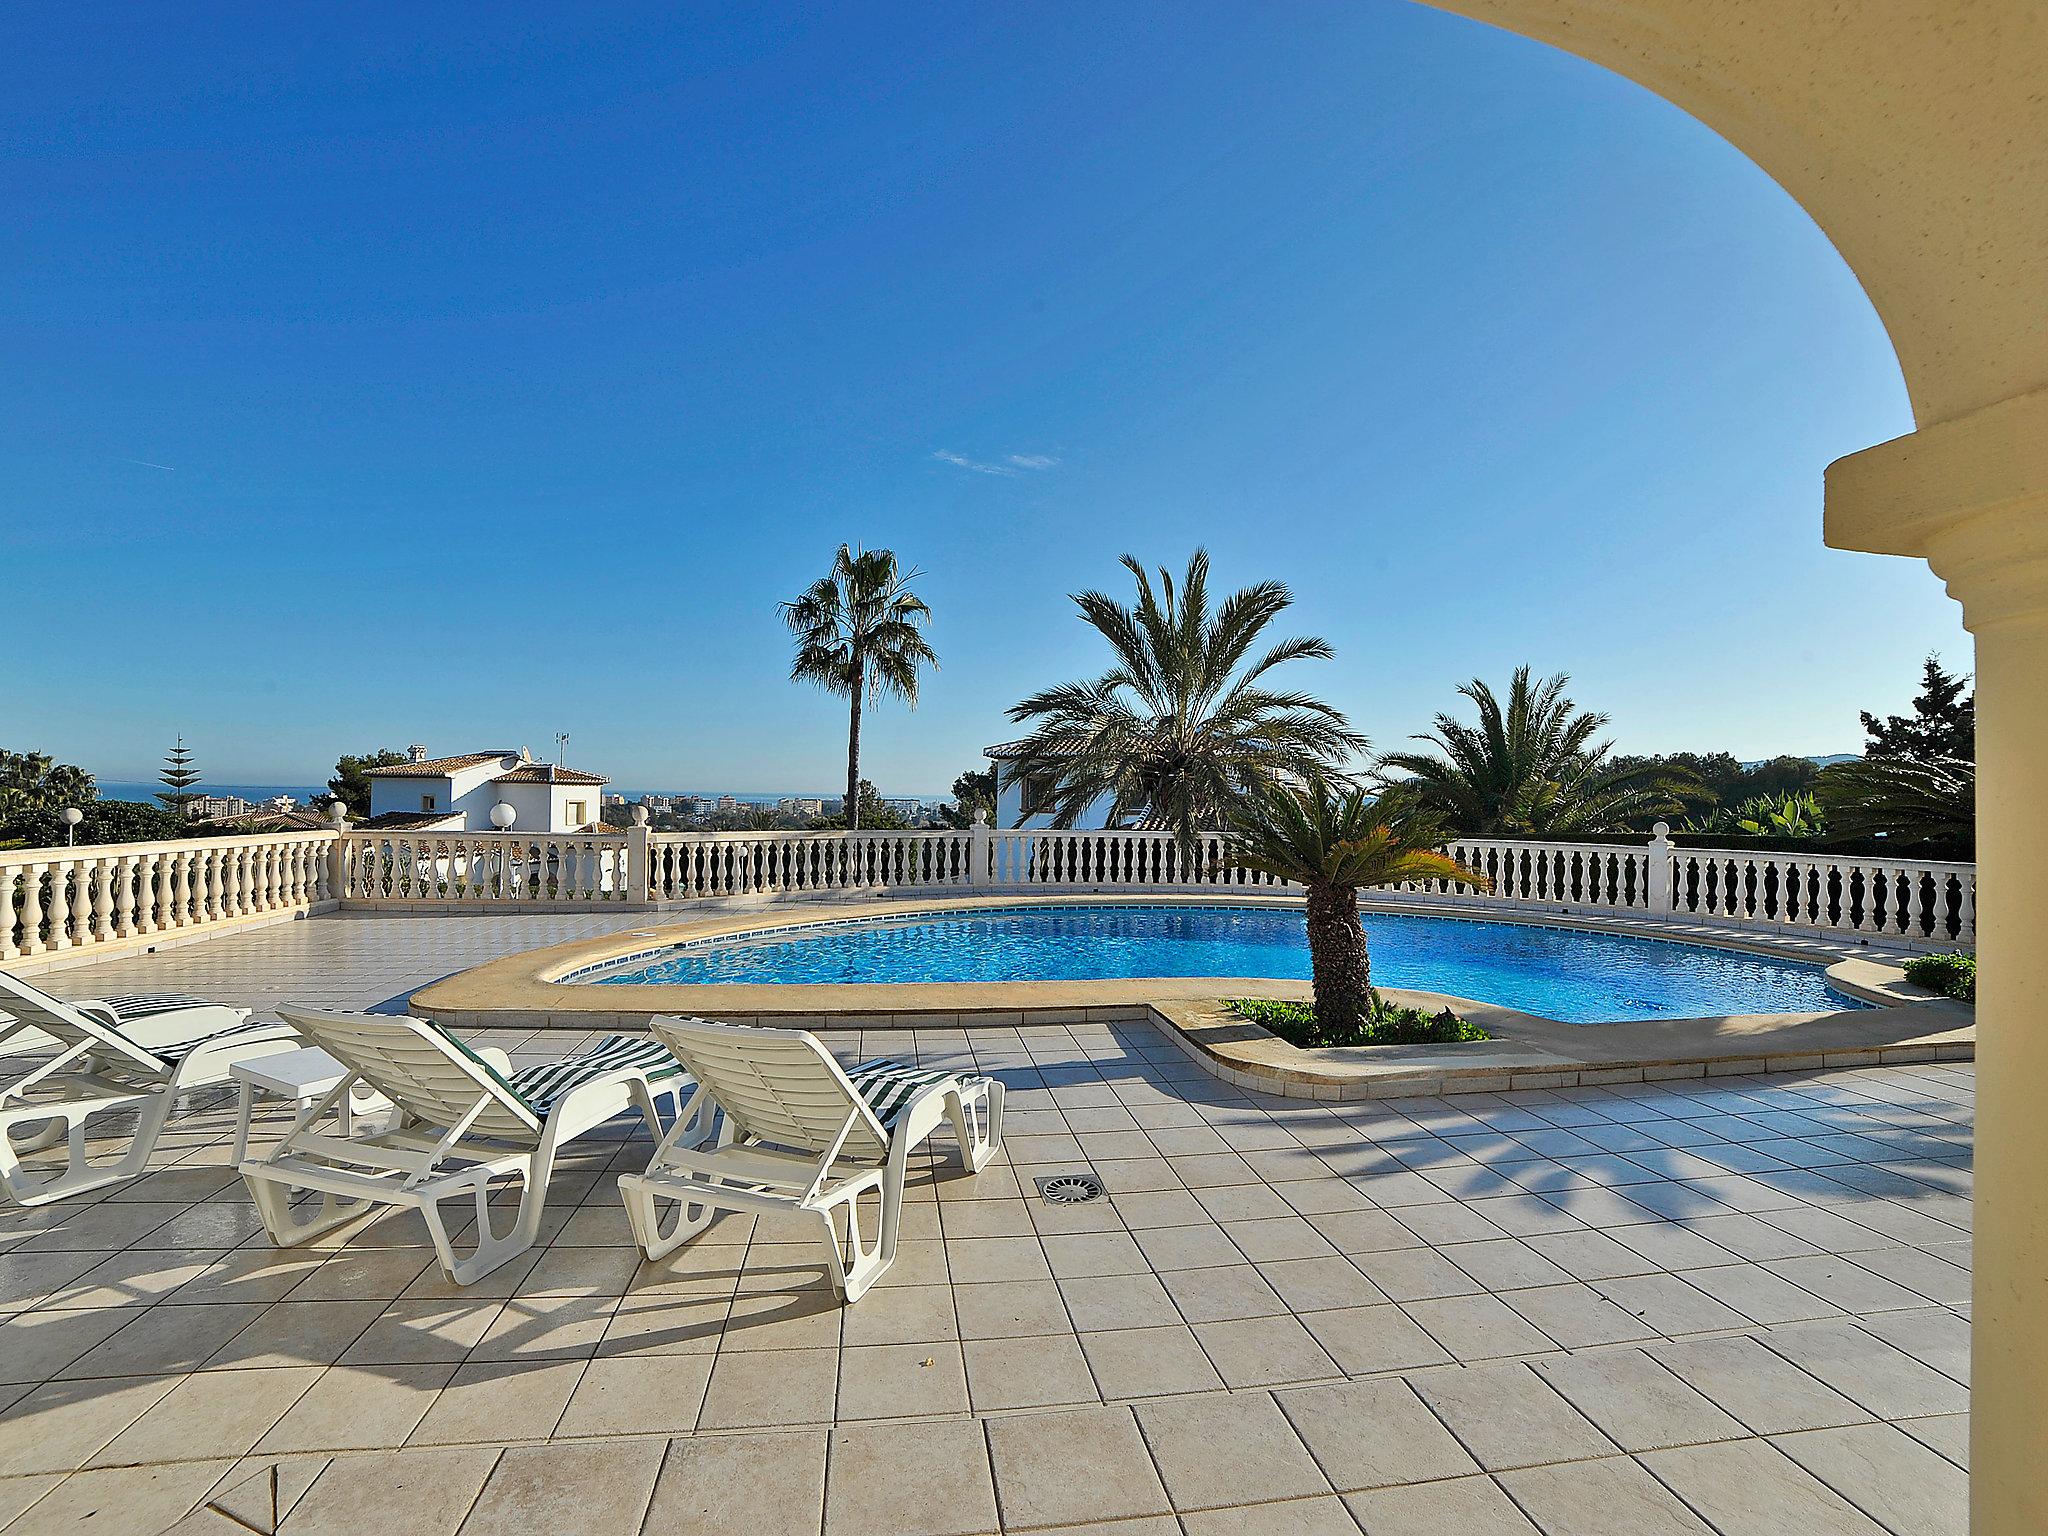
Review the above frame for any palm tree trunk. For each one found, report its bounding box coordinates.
[846,654,865,832]
[1305,881,1371,1033]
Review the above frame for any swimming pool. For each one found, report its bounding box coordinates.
[579,904,1864,1024]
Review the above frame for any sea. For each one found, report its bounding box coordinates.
[94,783,935,807]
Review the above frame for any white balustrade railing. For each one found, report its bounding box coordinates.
[337,831,632,905]
[1666,843,1974,945]
[1,831,339,963]
[0,821,1977,961]
[647,830,973,900]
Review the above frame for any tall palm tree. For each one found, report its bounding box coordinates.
[1815,755,1975,850]
[1376,667,1680,835]
[1225,780,1488,1034]
[1004,550,1366,852]
[782,546,937,831]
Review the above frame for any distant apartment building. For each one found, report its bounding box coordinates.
[186,794,254,820]
[882,797,924,821]
[778,797,825,817]
[715,795,740,814]
[362,746,609,833]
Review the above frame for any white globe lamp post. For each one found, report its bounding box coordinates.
[60,807,83,847]
[489,802,517,831]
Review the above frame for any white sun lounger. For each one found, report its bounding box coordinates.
[244,1007,711,1284]
[618,1017,1003,1302]
[0,969,294,1207]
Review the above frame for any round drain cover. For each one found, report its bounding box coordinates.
[1040,1174,1105,1205]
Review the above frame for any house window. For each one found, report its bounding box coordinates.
[565,800,587,825]
[1018,775,1057,817]
[421,795,436,812]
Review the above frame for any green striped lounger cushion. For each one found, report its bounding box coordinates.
[844,1059,981,1130]
[504,1034,689,1120]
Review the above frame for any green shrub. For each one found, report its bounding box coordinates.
[1,799,185,849]
[1230,995,1489,1049]
[1902,951,1975,1001]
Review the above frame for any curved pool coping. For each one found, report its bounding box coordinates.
[407,893,1970,1097]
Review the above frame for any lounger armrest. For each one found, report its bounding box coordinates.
[476,1047,514,1074]
[70,1001,121,1028]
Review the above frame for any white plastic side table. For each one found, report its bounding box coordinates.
[229,1046,389,1164]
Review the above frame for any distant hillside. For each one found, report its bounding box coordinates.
[1739,754,1860,770]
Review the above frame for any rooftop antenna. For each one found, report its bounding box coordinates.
[555,732,570,767]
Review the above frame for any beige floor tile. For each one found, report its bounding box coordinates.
[1639,1439,1890,1535]
[340,1299,507,1366]
[202,1299,385,1370]
[1135,1390,1331,1511]
[963,1334,1099,1411]
[408,1360,586,1446]
[0,1374,178,1477]
[986,1404,1171,1528]
[952,1279,1072,1341]
[1343,1474,1540,1534]
[1897,1410,1969,1468]
[89,1366,322,1467]
[1500,1455,1715,1534]
[58,1302,269,1379]
[698,1346,839,1429]
[458,1437,665,1535]
[1081,1325,1224,1398]
[1408,1361,1615,1471]
[1258,1255,1389,1313]
[0,1476,61,1531]
[1759,1321,1969,1419]
[7,1457,231,1536]
[1641,1334,1872,1435]
[945,1236,1052,1284]
[597,1292,732,1356]
[555,1355,711,1437]
[825,1417,998,1536]
[1178,1494,1365,1534]
[1164,1263,1288,1324]
[173,1248,329,1308]
[282,1248,437,1303]
[840,1284,959,1347]
[1531,1349,1745,1452]
[1059,1272,1181,1331]
[0,1308,135,1386]
[1771,1421,1968,1536]
[1404,1294,1557,1361]
[42,1248,223,1311]
[1300,1305,1451,1376]
[278,1446,499,1535]
[255,1364,457,1453]
[516,1243,644,1298]
[1041,1231,1149,1279]
[1191,1315,1341,1388]
[641,1428,827,1536]
[1349,1247,1487,1303]
[835,1341,969,1421]
[1276,1376,1480,1492]
[719,1288,846,1352]
[469,1294,618,1362]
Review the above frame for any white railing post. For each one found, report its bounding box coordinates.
[969,813,992,887]
[626,805,651,903]
[1646,821,1673,915]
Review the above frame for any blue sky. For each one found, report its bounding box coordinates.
[3,2,1966,794]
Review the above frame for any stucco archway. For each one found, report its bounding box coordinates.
[1416,5,2046,1530]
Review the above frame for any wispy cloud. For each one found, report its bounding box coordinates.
[116,457,175,471]
[932,449,1060,476]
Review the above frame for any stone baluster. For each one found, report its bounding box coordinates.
[111,853,136,938]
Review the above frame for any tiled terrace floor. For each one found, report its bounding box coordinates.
[2,915,1972,1534]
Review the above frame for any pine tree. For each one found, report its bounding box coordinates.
[157,737,204,817]
[1860,656,1975,765]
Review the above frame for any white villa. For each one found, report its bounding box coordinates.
[986,738,1117,829]
[363,745,608,833]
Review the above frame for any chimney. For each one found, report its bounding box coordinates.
[406,744,428,763]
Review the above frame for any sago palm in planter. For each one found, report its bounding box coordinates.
[1225,780,1490,1035]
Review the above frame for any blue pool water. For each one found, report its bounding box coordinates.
[583,905,1863,1024]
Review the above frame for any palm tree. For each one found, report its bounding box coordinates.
[1225,780,1489,1034]
[1815,755,1975,850]
[782,546,937,831]
[1004,550,1366,852]
[1376,667,1681,835]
